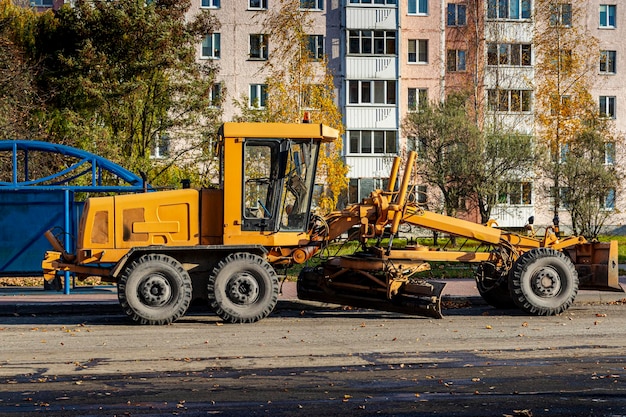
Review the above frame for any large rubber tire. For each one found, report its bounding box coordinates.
[118,254,192,325]
[509,248,579,316]
[208,253,279,323]
[477,279,516,309]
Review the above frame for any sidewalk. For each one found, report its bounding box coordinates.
[1,278,624,317]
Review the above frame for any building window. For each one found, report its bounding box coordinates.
[599,5,616,28]
[408,0,428,15]
[499,182,532,205]
[487,43,532,66]
[447,3,466,26]
[209,83,222,108]
[151,134,170,159]
[447,49,466,72]
[349,178,389,205]
[605,142,616,165]
[348,80,397,105]
[348,30,396,55]
[202,34,220,59]
[600,50,616,74]
[414,185,428,204]
[250,84,267,108]
[249,0,268,9]
[348,130,397,154]
[30,0,54,6]
[487,0,531,20]
[407,136,427,157]
[603,188,616,210]
[307,35,324,60]
[201,0,220,8]
[408,88,428,111]
[408,39,428,64]
[488,89,532,113]
[549,3,572,27]
[301,0,323,10]
[249,34,268,60]
[599,96,616,118]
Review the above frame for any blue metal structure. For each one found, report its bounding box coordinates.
[0,140,148,293]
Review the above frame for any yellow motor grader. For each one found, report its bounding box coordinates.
[42,122,622,324]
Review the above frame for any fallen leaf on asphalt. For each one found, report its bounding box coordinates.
[595,313,607,317]
[485,325,493,330]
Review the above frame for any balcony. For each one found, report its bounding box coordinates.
[346,56,397,79]
[345,7,397,30]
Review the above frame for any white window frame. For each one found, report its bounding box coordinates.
[599,95,616,118]
[408,39,428,64]
[488,89,533,113]
[209,83,222,108]
[599,4,616,28]
[201,0,220,8]
[348,80,397,105]
[348,30,396,55]
[447,3,466,26]
[249,0,268,10]
[549,3,572,27]
[201,34,221,59]
[447,49,466,72]
[487,0,532,20]
[605,142,616,165]
[300,0,323,10]
[408,0,428,15]
[249,34,268,60]
[249,84,268,108]
[487,43,532,66]
[307,35,324,60]
[150,134,170,160]
[603,188,616,210]
[348,130,397,155]
[600,50,616,74]
[30,0,54,6]
[407,88,427,111]
[498,182,532,205]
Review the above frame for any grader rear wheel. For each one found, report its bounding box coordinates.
[509,248,579,316]
[208,253,279,323]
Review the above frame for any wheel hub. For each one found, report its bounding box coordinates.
[531,267,561,297]
[140,274,172,307]
[227,273,260,305]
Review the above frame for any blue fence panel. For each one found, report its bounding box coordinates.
[0,190,73,275]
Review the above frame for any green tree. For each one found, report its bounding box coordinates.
[35,0,222,187]
[233,0,347,213]
[403,94,482,218]
[0,0,42,140]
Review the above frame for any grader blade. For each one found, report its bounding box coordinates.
[565,241,624,292]
[297,266,446,319]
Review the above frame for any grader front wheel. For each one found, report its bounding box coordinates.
[118,254,192,325]
[509,248,579,316]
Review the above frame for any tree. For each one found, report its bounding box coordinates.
[233,0,347,213]
[35,0,222,187]
[403,94,482,218]
[0,0,42,140]
[534,0,620,237]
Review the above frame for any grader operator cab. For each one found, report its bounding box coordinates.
[43,122,623,325]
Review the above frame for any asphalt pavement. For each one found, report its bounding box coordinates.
[1,277,625,317]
